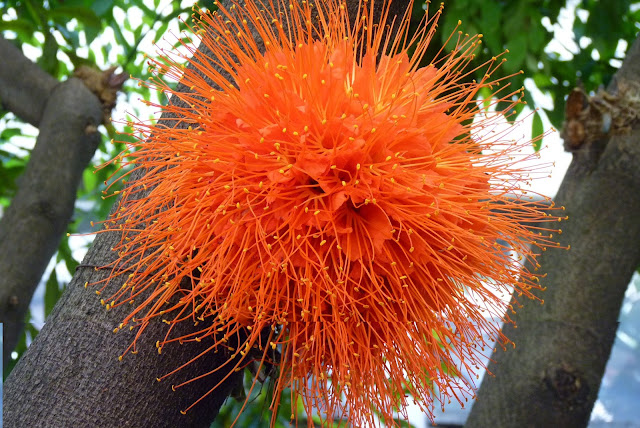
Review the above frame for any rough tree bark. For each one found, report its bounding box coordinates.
[0,35,104,366]
[467,33,640,427]
[3,1,407,427]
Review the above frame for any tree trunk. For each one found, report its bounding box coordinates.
[467,33,640,428]
[2,239,243,427]
[0,35,104,366]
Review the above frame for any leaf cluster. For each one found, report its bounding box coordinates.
[420,0,638,146]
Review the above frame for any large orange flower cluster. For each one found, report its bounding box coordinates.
[93,0,564,426]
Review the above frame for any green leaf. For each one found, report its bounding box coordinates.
[0,160,27,198]
[83,165,99,192]
[532,111,544,152]
[91,0,116,17]
[480,0,502,54]
[504,32,527,73]
[532,72,553,90]
[38,31,60,76]
[54,23,80,48]
[112,21,132,52]
[528,15,549,52]
[585,0,630,59]
[478,86,493,112]
[0,127,24,141]
[23,0,44,29]
[48,6,102,29]
[0,19,38,39]
[44,268,63,318]
[85,24,102,45]
[57,236,80,275]
[546,104,565,130]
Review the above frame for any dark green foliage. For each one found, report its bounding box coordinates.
[436,0,637,131]
[532,111,544,151]
[44,267,62,319]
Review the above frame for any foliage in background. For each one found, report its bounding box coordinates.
[433,0,638,144]
[0,0,638,422]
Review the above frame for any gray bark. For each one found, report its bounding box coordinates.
[466,33,640,428]
[3,240,243,427]
[0,64,103,366]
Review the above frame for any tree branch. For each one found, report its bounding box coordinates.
[3,255,243,428]
[0,35,58,127]
[0,77,103,366]
[467,32,640,428]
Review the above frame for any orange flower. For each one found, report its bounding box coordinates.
[93,0,564,426]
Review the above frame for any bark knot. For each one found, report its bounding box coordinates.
[561,80,640,152]
[543,363,590,411]
[74,65,127,125]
